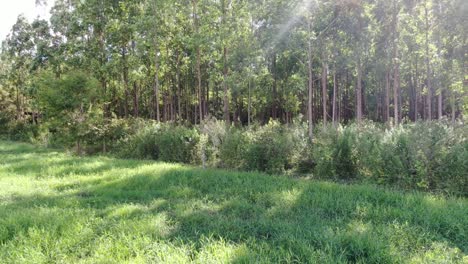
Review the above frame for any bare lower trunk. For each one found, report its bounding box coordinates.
[133,82,139,117]
[223,46,230,124]
[393,58,399,126]
[438,92,442,119]
[451,92,456,123]
[425,0,432,120]
[248,77,252,127]
[332,68,337,126]
[385,70,390,123]
[307,23,314,141]
[356,60,363,123]
[154,50,161,122]
[322,61,328,126]
[176,51,182,120]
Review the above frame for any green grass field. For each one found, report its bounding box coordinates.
[0,141,466,263]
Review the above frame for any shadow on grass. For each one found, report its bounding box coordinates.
[1,141,467,262]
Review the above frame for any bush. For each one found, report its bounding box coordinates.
[219,128,248,169]
[117,122,163,160]
[313,125,358,181]
[117,122,199,163]
[195,118,227,167]
[157,125,199,163]
[2,113,466,196]
[244,121,296,174]
[4,120,39,142]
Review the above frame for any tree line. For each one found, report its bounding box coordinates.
[0,0,466,139]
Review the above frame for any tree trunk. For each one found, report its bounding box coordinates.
[176,51,182,120]
[322,61,328,126]
[153,45,161,122]
[356,59,363,123]
[307,21,314,141]
[248,76,252,127]
[133,81,139,117]
[193,0,203,123]
[332,66,337,127]
[438,91,443,119]
[122,47,130,119]
[424,0,432,120]
[272,54,278,120]
[385,70,390,123]
[414,56,419,121]
[393,51,400,126]
[223,46,230,124]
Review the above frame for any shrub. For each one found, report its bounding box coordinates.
[157,125,199,163]
[332,128,357,180]
[195,118,227,167]
[117,122,162,160]
[117,122,199,163]
[4,120,39,142]
[244,121,296,174]
[288,122,314,174]
[219,128,249,169]
[3,112,466,196]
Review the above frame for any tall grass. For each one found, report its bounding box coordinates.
[0,141,467,263]
[2,118,466,195]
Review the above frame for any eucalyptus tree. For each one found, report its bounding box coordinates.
[2,15,34,119]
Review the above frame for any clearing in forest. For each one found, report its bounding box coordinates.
[0,141,466,263]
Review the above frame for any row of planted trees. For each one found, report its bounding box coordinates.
[0,0,466,140]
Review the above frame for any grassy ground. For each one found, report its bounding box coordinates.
[0,141,466,263]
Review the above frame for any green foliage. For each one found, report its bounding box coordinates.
[36,71,99,115]
[219,128,248,169]
[157,125,199,163]
[118,122,199,163]
[244,121,296,174]
[196,118,228,167]
[0,89,16,132]
[0,141,467,263]
[1,120,38,142]
[309,121,467,195]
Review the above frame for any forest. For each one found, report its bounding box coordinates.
[0,0,467,193]
[0,0,465,127]
[0,0,467,262]
[0,0,467,186]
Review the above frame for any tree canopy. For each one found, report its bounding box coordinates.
[0,0,466,132]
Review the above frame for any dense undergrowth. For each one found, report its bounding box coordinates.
[0,141,467,263]
[1,118,467,196]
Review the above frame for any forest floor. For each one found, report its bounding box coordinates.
[0,141,467,263]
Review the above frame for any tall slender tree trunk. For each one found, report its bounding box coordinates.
[332,67,337,127]
[307,21,314,141]
[393,0,400,125]
[424,0,432,120]
[451,92,456,123]
[192,0,203,123]
[355,13,364,124]
[393,50,400,125]
[385,70,390,123]
[15,82,21,120]
[176,51,182,120]
[356,58,363,123]
[338,74,342,123]
[414,56,419,121]
[133,81,139,117]
[248,76,252,127]
[153,44,161,122]
[322,61,328,126]
[222,0,230,124]
[438,91,443,119]
[223,46,230,124]
[122,48,130,119]
[272,54,278,120]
